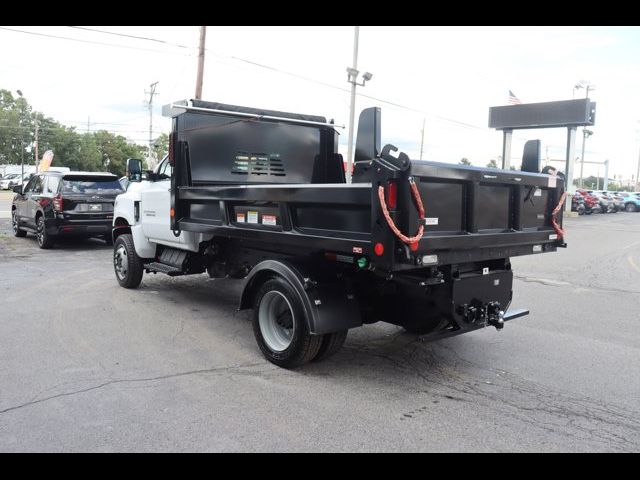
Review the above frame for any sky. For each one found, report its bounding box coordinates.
[1,25,640,181]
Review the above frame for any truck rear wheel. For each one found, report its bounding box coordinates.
[312,330,348,362]
[113,233,144,289]
[252,277,322,368]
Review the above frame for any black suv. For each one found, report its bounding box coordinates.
[11,171,124,249]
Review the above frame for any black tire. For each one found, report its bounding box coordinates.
[625,203,637,213]
[103,234,114,246]
[36,215,54,249]
[312,330,348,362]
[252,277,322,368]
[113,233,144,289]
[12,209,26,237]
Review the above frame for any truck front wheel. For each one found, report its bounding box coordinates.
[113,233,144,289]
[252,277,322,368]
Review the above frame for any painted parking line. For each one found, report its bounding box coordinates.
[0,210,10,219]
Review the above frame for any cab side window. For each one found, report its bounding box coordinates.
[159,159,173,179]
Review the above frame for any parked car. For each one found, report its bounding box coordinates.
[575,189,602,214]
[587,190,615,213]
[612,192,640,212]
[11,171,124,249]
[601,191,625,212]
[0,174,20,189]
[571,192,585,215]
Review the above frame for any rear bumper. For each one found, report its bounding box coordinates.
[45,216,112,236]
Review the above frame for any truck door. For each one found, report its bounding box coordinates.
[140,158,184,246]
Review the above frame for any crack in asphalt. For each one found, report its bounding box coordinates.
[514,275,640,294]
[172,320,186,343]
[344,341,640,451]
[0,362,265,416]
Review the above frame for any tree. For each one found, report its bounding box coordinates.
[94,130,146,177]
[153,133,169,161]
[0,89,34,165]
[0,88,150,176]
[486,159,498,168]
[459,158,472,166]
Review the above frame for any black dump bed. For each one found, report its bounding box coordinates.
[166,100,564,273]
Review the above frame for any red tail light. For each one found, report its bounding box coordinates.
[53,194,63,212]
[386,180,397,210]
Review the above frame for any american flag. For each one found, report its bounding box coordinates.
[508,90,522,105]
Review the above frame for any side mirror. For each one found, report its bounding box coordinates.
[126,158,143,182]
[12,185,22,194]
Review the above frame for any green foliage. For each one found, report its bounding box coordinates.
[0,88,149,176]
[574,176,635,191]
[153,133,169,161]
[459,157,472,166]
[486,159,498,168]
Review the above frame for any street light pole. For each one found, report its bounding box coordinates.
[346,26,360,184]
[345,27,373,184]
[578,129,593,188]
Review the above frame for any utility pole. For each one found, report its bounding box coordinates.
[87,116,91,133]
[419,118,426,160]
[16,90,24,185]
[34,115,39,173]
[145,82,159,168]
[195,26,207,100]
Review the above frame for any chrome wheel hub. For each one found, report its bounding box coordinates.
[114,245,128,280]
[258,290,295,352]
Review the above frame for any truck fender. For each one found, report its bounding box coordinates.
[239,260,362,335]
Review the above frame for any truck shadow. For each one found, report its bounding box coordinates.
[22,233,112,251]
[139,273,471,383]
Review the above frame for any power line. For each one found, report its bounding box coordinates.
[0,26,192,56]
[1,26,548,149]
[220,52,488,131]
[2,25,488,133]
[0,124,165,135]
[66,26,192,49]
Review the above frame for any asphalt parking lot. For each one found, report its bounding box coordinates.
[1,191,639,452]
